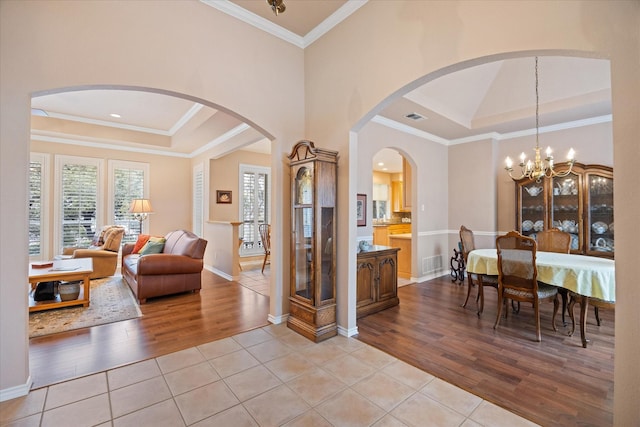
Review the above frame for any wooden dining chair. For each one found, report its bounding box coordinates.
[494,231,559,342]
[536,227,572,324]
[459,225,498,315]
[258,223,271,273]
[567,292,614,347]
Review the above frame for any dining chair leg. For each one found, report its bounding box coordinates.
[552,295,559,332]
[557,288,568,325]
[477,280,485,316]
[595,306,601,326]
[261,254,269,273]
[534,299,542,342]
[461,274,474,308]
[493,291,503,330]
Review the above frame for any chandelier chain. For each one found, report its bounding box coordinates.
[504,56,575,182]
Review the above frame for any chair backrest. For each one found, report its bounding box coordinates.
[496,231,538,293]
[259,224,271,254]
[459,225,476,263]
[536,228,571,253]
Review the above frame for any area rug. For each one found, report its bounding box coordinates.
[29,275,142,338]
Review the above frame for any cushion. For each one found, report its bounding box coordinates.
[103,227,124,252]
[132,234,150,254]
[139,240,165,255]
[94,225,117,245]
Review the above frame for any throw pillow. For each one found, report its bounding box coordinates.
[103,227,124,252]
[132,234,150,254]
[139,240,165,255]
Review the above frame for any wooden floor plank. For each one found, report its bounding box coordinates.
[356,277,614,427]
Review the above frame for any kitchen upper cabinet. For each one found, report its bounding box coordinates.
[515,163,613,258]
[391,180,403,212]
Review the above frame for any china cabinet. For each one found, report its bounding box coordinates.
[356,246,399,318]
[515,163,613,258]
[287,140,338,342]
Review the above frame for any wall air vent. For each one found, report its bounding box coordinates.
[405,112,426,121]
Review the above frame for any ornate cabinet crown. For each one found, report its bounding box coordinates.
[287,140,338,342]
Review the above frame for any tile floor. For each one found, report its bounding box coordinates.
[1,324,538,427]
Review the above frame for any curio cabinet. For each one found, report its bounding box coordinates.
[287,140,338,342]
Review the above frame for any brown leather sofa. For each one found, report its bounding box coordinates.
[62,225,125,279]
[121,229,207,304]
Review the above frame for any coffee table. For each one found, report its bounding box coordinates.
[29,258,93,312]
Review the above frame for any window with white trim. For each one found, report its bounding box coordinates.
[193,164,204,237]
[109,160,149,243]
[29,153,49,258]
[239,164,270,257]
[55,156,103,251]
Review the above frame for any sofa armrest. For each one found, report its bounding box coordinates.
[137,254,203,275]
[71,248,118,258]
[122,243,135,257]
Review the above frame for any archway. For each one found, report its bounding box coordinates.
[347,50,613,335]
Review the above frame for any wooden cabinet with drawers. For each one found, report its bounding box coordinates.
[356,246,400,318]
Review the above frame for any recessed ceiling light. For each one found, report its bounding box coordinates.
[378,162,384,166]
[110,113,121,118]
[382,168,388,171]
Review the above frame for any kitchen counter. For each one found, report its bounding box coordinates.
[388,233,411,239]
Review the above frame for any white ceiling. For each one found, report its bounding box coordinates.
[30,0,611,172]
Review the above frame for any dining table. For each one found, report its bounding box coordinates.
[466,248,615,347]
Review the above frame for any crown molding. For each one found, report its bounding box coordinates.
[32,122,253,159]
[374,114,613,146]
[200,0,304,48]
[371,115,450,145]
[303,1,368,48]
[190,123,251,157]
[200,0,368,49]
[168,103,206,135]
[44,111,172,136]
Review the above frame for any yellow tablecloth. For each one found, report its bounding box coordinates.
[466,248,615,302]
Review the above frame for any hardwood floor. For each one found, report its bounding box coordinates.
[356,276,614,427]
[29,270,613,427]
[29,268,270,389]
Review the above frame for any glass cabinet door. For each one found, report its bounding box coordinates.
[518,180,546,238]
[551,172,582,252]
[318,207,335,303]
[586,173,614,256]
[293,207,313,301]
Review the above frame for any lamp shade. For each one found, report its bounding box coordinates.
[129,199,154,214]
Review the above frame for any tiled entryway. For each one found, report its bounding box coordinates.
[1,324,538,426]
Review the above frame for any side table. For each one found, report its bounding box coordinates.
[29,258,93,312]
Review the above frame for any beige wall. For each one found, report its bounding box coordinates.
[208,150,271,222]
[2,1,639,422]
[304,1,638,423]
[1,0,303,398]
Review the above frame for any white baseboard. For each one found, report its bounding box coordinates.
[0,376,32,402]
[268,313,289,324]
[204,265,233,281]
[338,324,358,337]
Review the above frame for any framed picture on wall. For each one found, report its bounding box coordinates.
[357,193,367,227]
[216,190,232,204]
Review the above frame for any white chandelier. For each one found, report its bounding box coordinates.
[505,57,575,182]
